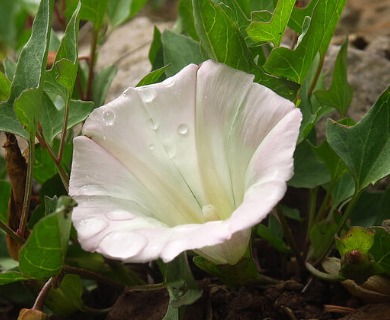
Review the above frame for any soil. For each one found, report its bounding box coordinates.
[107,278,361,320]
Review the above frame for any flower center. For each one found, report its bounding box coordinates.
[201,204,220,221]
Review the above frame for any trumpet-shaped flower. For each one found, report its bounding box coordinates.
[69,60,302,265]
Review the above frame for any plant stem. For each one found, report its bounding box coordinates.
[86,28,98,101]
[36,130,69,192]
[62,265,124,289]
[302,188,319,259]
[313,190,362,265]
[17,136,35,237]
[56,100,70,164]
[126,283,166,292]
[275,206,305,275]
[305,262,343,282]
[308,54,325,97]
[32,276,56,310]
[306,188,318,240]
[0,220,25,244]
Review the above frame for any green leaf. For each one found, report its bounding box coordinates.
[92,65,117,106]
[246,0,295,46]
[308,220,338,261]
[193,0,298,99]
[370,227,390,276]
[3,59,16,80]
[315,39,353,116]
[0,180,11,223]
[0,71,11,101]
[288,140,330,188]
[0,271,28,285]
[192,0,254,71]
[250,0,277,12]
[288,0,317,33]
[81,0,108,30]
[34,140,72,184]
[215,0,250,36]
[350,188,390,227]
[14,88,43,135]
[336,226,375,256]
[149,27,165,71]
[0,0,26,51]
[256,215,291,254]
[45,1,80,105]
[107,0,148,27]
[19,196,76,279]
[8,0,53,105]
[0,103,27,138]
[45,274,84,315]
[1,0,53,138]
[40,95,94,143]
[330,173,355,211]
[327,87,390,191]
[193,251,259,286]
[264,0,347,83]
[160,253,202,319]
[162,253,202,309]
[313,140,348,181]
[177,0,198,40]
[136,66,169,87]
[161,30,204,77]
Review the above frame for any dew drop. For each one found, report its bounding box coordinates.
[150,122,159,131]
[148,144,155,151]
[139,88,156,103]
[167,146,176,159]
[177,124,189,136]
[102,110,116,126]
[201,204,219,221]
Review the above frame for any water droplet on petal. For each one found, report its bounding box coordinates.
[177,124,189,136]
[152,122,159,131]
[202,204,220,221]
[167,146,176,159]
[102,110,115,126]
[148,144,155,151]
[138,88,156,103]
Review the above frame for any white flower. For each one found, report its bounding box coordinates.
[69,60,302,265]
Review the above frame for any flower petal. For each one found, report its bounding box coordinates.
[70,60,302,265]
[195,60,255,219]
[78,64,205,225]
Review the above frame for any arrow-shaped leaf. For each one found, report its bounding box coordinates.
[246,0,295,47]
[19,196,76,279]
[264,0,346,84]
[327,86,390,191]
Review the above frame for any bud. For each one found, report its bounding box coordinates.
[18,308,48,320]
